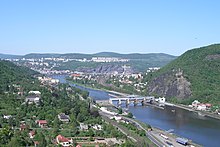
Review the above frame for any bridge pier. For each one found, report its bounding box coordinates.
[133,99,137,106]
[126,99,130,106]
[141,100,144,106]
[109,96,154,107]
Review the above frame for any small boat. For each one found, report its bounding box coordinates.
[171,109,175,112]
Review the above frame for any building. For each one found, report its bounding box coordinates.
[28,91,41,95]
[205,103,212,109]
[91,57,129,63]
[92,124,102,130]
[3,115,12,120]
[56,135,73,147]
[25,95,41,105]
[20,123,28,131]
[29,130,35,139]
[197,104,207,111]
[155,97,166,103]
[34,141,39,147]
[80,123,88,131]
[36,120,48,128]
[192,100,200,107]
[114,116,122,122]
[58,113,70,122]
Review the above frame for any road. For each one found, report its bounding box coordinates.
[122,116,192,147]
[122,116,165,147]
[99,110,170,147]
[99,111,139,143]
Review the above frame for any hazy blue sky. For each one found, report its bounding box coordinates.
[0,0,220,55]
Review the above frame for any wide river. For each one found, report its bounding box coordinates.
[53,75,220,147]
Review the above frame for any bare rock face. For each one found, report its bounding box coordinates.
[148,69,192,99]
[77,64,135,74]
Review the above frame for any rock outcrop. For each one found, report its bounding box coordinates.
[148,69,192,99]
[77,64,135,74]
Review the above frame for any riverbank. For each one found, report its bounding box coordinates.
[67,79,130,97]
[52,75,220,146]
[174,104,220,120]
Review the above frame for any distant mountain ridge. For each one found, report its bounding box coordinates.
[0,52,177,72]
[147,44,220,104]
[0,53,22,59]
[0,52,176,60]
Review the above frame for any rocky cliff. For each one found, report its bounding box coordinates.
[77,64,135,74]
[146,44,220,102]
[148,69,192,99]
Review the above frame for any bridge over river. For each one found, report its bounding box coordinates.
[109,95,155,106]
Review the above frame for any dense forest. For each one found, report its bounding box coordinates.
[0,60,38,93]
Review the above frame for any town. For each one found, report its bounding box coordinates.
[1,58,203,147]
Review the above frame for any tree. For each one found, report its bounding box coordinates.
[35,132,47,147]
[127,112,133,118]
[82,91,89,99]
[7,136,26,147]
[0,126,13,144]
[90,108,99,117]
[118,108,123,114]
[53,117,60,129]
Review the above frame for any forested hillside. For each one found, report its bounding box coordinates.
[147,44,220,104]
[0,60,38,93]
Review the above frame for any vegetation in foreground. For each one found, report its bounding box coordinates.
[0,60,135,146]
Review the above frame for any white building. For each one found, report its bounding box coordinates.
[56,135,73,147]
[155,97,166,103]
[197,104,207,111]
[80,123,88,131]
[92,124,102,130]
[28,91,41,95]
[192,100,200,107]
[3,115,12,119]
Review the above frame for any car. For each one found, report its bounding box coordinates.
[160,133,168,139]
[166,141,174,147]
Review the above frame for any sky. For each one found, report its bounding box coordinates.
[0,0,220,56]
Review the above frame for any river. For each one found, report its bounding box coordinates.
[53,75,220,147]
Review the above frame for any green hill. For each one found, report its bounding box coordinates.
[147,44,220,104]
[3,52,176,72]
[0,60,38,93]
[0,53,21,59]
[57,52,176,72]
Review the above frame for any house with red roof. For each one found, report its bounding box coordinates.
[20,123,29,131]
[34,141,39,147]
[56,135,73,147]
[29,130,35,139]
[36,120,48,128]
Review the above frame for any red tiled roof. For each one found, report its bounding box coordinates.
[29,130,35,136]
[37,120,48,124]
[56,135,70,142]
[205,103,212,107]
[71,74,81,77]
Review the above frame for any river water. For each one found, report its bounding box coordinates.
[53,75,220,147]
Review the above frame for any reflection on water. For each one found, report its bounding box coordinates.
[52,75,220,147]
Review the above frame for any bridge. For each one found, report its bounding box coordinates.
[109,95,155,106]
